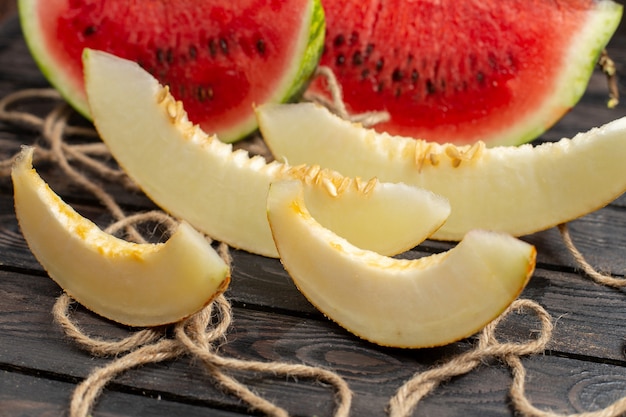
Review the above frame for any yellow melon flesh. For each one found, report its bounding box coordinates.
[83,49,451,257]
[258,102,626,240]
[267,180,536,348]
[11,147,230,327]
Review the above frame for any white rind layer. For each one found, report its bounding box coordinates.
[84,49,451,257]
[12,147,230,327]
[267,180,535,348]
[258,102,626,240]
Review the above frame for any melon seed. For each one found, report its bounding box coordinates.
[83,25,96,37]
[411,69,419,84]
[256,38,266,55]
[196,86,214,102]
[375,58,384,72]
[426,80,436,95]
[208,39,218,57]
[156,48,165,63]
[219,38,229,55]
[392,68,403,82]
[333,34,345,47]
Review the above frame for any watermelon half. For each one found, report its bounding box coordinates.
[18,0,325,142]
[308,0,622,146]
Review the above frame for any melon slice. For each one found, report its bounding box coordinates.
[83,49,451,258]
[258,102,626,241]
[307,0,622,146]
[267,180,536,348]
[11,147,230,327]
[18,0,324,142]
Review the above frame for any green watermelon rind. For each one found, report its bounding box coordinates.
[220,0,325,142]
[283,0,326,103]
[490,0,623,147]
[18,0,92,119]
[17,0,325,143]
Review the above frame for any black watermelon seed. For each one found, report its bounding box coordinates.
[189,45,197,60]
[333,34,345,47]
[376,81,384,93]
[352,51,363,66]
[156,48,165,63]
[83,25,96,36]
[197,86,214,102]
[411,69,419,83]
[375,58,384,72]
[256,39,266,55]
[208,39,218,57]
[219,38,229,55]
[361,68,370,80]
[365,43,374,57]
[166,48,174,64]
[336,54,346,66]
[392,68,403,82]
[426,79,436,95]
[476,71,485,84]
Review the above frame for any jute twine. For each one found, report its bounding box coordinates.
[0,90,353,417]
[303,66,391,127]
[0,87,625,417]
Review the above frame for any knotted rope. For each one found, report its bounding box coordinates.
[0,89,353,417]
[303,66,391,127]
[1,87,625,417]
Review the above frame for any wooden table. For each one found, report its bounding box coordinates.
[2,4,626,417]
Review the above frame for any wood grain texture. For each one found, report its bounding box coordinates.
[1,7,626,417]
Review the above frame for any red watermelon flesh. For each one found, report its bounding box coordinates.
[19,0,324,142]
[308,0,622,146]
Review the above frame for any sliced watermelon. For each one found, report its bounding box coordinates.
[18,0,324,142]
[308,0,622,146]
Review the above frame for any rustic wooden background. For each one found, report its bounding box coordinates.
[2,1,626,416]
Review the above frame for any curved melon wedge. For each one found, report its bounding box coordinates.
[11,147,230,327]
[258,102,626,241]
[267,180,536,348]
[83,49,451,258]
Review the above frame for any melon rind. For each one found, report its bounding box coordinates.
[281,0,326,105]
[18,0,326,143]
[216,0,326,142]
[12,147,230,327]
[18,0,90,118]
[83,49,451,258]
[267,180,536,348]
[497,0,623,147]
[258,102,626,241]
[309,0,622,147]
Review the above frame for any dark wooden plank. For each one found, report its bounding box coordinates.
[2,269,626,417]
[0,371,247,417]
[2,191,626,362]
[2,6,626,417]
[0,0,16,24]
